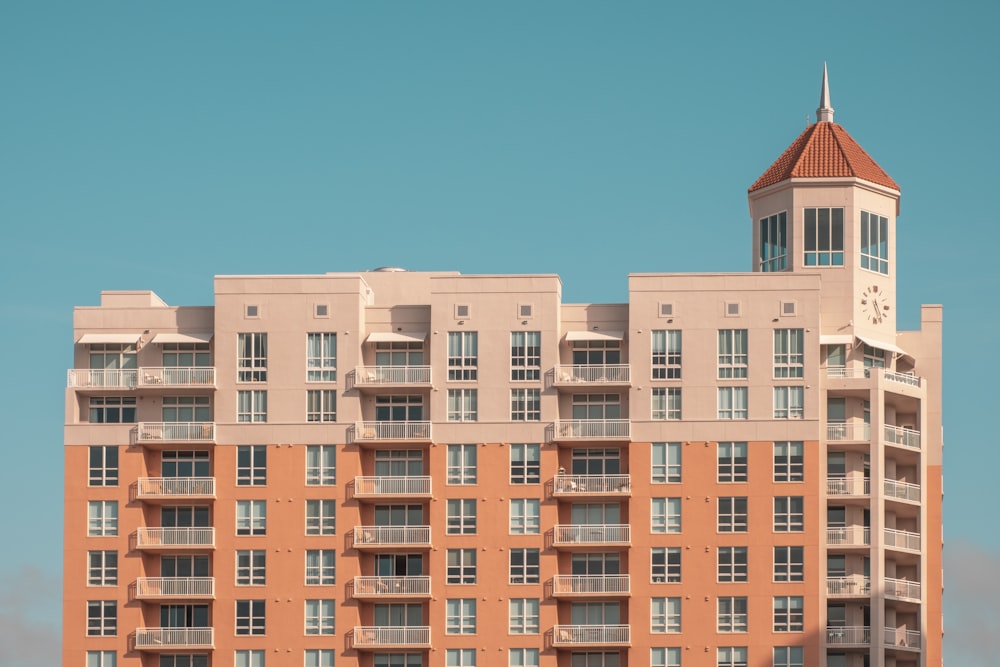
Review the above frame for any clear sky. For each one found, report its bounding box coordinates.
[1,1,997,664]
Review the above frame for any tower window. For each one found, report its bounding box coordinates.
[860,210,889,275]
[804,207,844,266]
[759,212,788,271]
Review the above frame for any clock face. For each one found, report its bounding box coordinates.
[859,284,891,324]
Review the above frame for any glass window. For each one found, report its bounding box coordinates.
[774,387,804,419]
[375,341,423,366]
[718,547,747,583]
[304,650,335,667]
[162,395,211,422]
[510,444,540,484]
[88,551,117,586]
[87,501,118,536]
[86,651,116,667]
[760,211,788,271]
[804,207,844,266]
[89,397,137,424]
[304,599,335,635]
[236,550,266,586]
[86,600,116,636]
[718,387,748,420]
[447,548,476,584]
[773,329,804,378]
[652,387,681,420]
[237,445,267,486]
[651,597,681,633]
[509,649,540,667]
[235,599,265,635]
[718,442,748,482]
[718,497,747,532]
[446,649,476,666]
[448,332,478,381]
[306,445,336,485]
[718,330,748,378]
[717,596,748,632]
[510,389,541,421]
[774,497,804,532]
[446,598,476,634]
[447,444,477,484]
[510,548,540,584]
[374,395,424,421]
[773,596,804,632]
[717,646,748,667]
[651,648,681,667]
[773,647,804,667]
[305,549,335,585]
[774,442,804,482]
[774,546,804,582]
[88,445,118,486]
[510,499,541,534]
[305,500,336,535]
[306,390,336,422]
[860,210,889,274]
[651,498,681,534]
[651,442,681,483]
[651,547,681,583]
[446,499,476,534]
[237,333,267,382]
[509,598,540,634]
[234,650,265,667]
[162,341,211,368]
[510,331,541,381]
[236,500,266,535]
[651,330,682,379]
[237,390,267,423]
[447,389,477,422]
[306,333,337,382]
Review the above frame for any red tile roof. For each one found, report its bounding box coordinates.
[749,122,899,192]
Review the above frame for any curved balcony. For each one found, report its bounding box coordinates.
[134,477,216,502]
[352,626,431,649]
[352,576,431,599]
[353,525,431,550]
[134,627,213,651]
[553,474,631,498]
[133,577,215,600]
[353,476,431,499]
[552,524,630,549]
[552,624,630,647]
[551,574,630,597]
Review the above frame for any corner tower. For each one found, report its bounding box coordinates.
[748,64,901,347]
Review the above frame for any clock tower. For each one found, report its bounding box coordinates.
[747,64,901,349]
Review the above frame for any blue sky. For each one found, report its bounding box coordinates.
[1,1,997,664]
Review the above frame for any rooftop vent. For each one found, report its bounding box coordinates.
[372,266,408,272]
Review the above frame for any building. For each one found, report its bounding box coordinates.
[64,67,943,667]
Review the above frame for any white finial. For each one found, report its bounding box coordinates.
[816,62,834,123]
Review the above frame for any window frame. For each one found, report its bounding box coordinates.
[237,332,268,382]
[509,548,540,584]
[447,331,478,381]
[651,546,681,583]
[304,599,335,635]
[651,387,682,420]
[236,500,267,536]
[306,332,337,382]
[447,388,478,422]
[445,598,477,634]
[508,597,540,634]
[235,599,266,635]
[509,498,541,535]
[651,329,682,379]
[774,441,804,482]
[510,443,541,484]
[88,445,119,486]
[305,445,336,485]
[87,500,118,537]
[860,210,889,275]
[305,499,336,536]
[236,549,266,586]
[237,390,268,423]
[306,389,337,422]
[773,329,805,378]
[759,211,788,271]
[717,497,748,533]
[717,546,748,583]
[773,596,805,632]
[446,548,477,585]
[718,329,749,379]
[774,546,805,582]
[651,596,682,633]
[510,388,541,421]
[651,442,681,483]
[717,596,748,633]
[236,445,267,486]
[717,386,748,420]
[305,549,336,586]
[87,550,118,586]
[86,600,117,636]
[717,442,748,483]
[447,444,477,484]
[773,496,805,532]
[510,331,541,381]
[803,206,845,266]
[650,497,682,534]
[446,498,477,535]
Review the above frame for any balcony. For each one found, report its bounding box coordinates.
[884,479,921,503]
[884,577,921,602]
[551,624,630,647]
[67,368,137,389]
[353,526,432,550]
[826,626,871,646]
[136,422,215,444]
[549,420,631,442]
[137,367,216,388]
[552,474,631,498]
[884,425,921,451]
[884,528,921,553]
[552,524,630,549]
[551,574,631,597]
[826,367,869,379]
[133,527,215,551]
[826,575,871,597]
[353,421,431,444]
[353,476,432,499]
[352,626,431,649]
[826,526,871,548]
[827,477,870,497]
[352,576,431,599]
[827,423,871,442]
[551,365,631,387]
[133,577,215,600]
[352,366,431,389]
[883,627,921,651]
[134,477,216,502]
[883,370,922,388]
[133,628,213,651]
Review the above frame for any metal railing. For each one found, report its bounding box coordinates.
[826,367,868,379]
[135,477,216,499]
[827,422,871,442]
[137,422,215,442]
[552,474,631,496]
[826,626,871,645]
[551,574,630,596]
[826,575,871,596]
[553,524,630,546]
[134,627,213,648]
[553,365,631,384]
[354,422,432,442]
[353,525,432,548]
[353,626,431,647]
[134,577,215,599]
[353,366,431,385]
[884,577,921,601]
[826,477,870,496]
[826,526,871,547]
[884,424,921,450]
[551,624,631,646]
[134,527,215,548]
[553,420,631,440]
[883,627,921,649]
[884,479,921,502]
[883,370,921,387]
[884,527,921,552]
[354,476,432,497]
[138,367,216,387]
[67,368,137,388]
[352,576,431,598]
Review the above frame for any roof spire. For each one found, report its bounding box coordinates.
[816,62,834,123]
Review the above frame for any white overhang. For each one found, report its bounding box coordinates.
[76,333,142,344]
[856,334,907,356]
[365,331,428,344]
[565,331,625,342]
[151,332,214,344]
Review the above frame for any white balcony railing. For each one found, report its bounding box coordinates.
[884,424,921,450]
[138,367,216,387]
[883,370,922,388]
[354,366,431,386]
[354,525,432,548]
[553,524,630,546]
[67,368,138,389]
[827,477,870,496]
[135,477,216,499]
[883,627,921,649]
[137,422,215,442]
[826,626,871,645]
[354,476,432,498]
[353,626,431,648]
[553,365,631,384]
[884,479,921,503]
[827,422,871,442]
[884,577,921,601]
[826,526,871,547]
[354,422,431,442]
[553,474,631,496]
[551,574,631,596]
[134,577,215,599]
[134,527,215,549]
[134,627,213,649]
[826,575,871,596]
[353,576,431,598]
[553,420,631,440]
[552,624,631,646]
[826,367,869,379]
[884,527,921,552]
